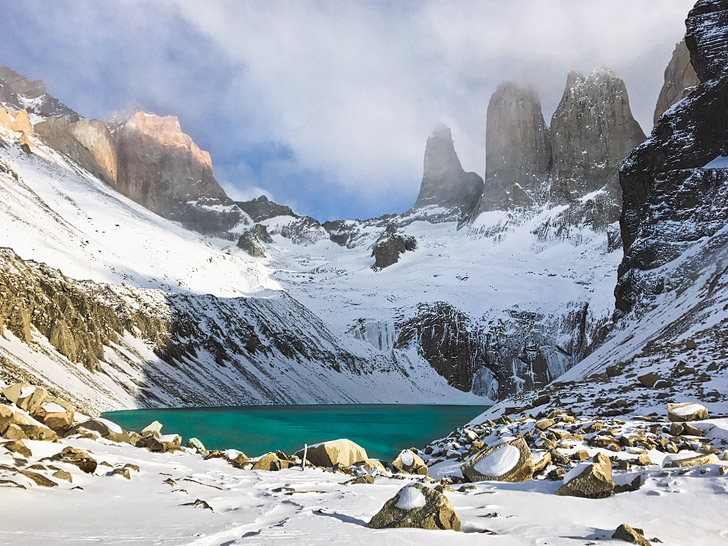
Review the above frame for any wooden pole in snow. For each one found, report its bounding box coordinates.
[301,443,308,472]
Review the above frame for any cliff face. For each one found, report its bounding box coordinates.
[411,124,484,219]
[113,112,248,235]
[550,69,646,207]
[477,83,551,212]
[654,40,701,125]
[616,0,728,314]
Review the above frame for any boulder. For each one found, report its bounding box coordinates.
[69,418,129,443]
[1,383,48,413]
[137,433,181,453]
[352,458,386,475]
[295,439,368,468]
[555,452,614,498]
[141,421,163,437]
[33,399,74,434]
[461,437,533,482]
[346,474,375,485]
[391,449,428,476]
[3,424,26,440]
[0,404,27,435]
[3,439,32,458]
[17,420,57,442]
[51,446,98,474]
[186,437,208,455]
[251,452,283,471]
[667,403,709,422]
[366,483,460,531]
[663,452,720,468]
[19,470,58,488]
[52,469,72,483]
[535,418,555,431]
[613,523,653,546]
[637,372,661,388]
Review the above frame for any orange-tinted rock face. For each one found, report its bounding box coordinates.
[0,107,33,137]
[113,112,246,234]
[69,119,118,184]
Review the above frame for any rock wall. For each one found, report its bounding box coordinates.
[477,83,551,212]
[654,40,700,125]
[0,65,78,121]
[617,0,728,314]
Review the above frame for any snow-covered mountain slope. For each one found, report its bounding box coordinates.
[0,131,485,412]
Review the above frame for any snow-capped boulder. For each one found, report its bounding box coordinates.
[555,452,614,498]
[251,452,285,471]
[461,437,534,482]
[186,437,207,456]
[141,420,163,437]
[1,383,48,414]
[667,402,709,422]
[366,483,461,531]
[4,439,31,458]
[69,418,129,443]
[391,449,428,475]
[295,439,368,468]
[32,398,74,434]
[137,433,181,453]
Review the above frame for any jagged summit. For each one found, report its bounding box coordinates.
[411,123,484,218]
[0,65,78,121]
[475,82,551,213]
[549,67,645,206]
[654,40,700,125]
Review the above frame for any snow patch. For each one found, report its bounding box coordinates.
[395,486,427,510]
[473,444,520,477]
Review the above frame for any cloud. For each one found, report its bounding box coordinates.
[3,0,694,220]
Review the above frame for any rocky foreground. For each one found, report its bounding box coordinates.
[1,380,727,545]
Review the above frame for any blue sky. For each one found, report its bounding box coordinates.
[3,0,692,221]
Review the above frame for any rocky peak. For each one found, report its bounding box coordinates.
[476,82,551,212]
[654,40,700,125]
[236,195,297,222]
[113,111,247,234]
[616,0,728,314]
[0,66,78,121]
[685,0,728,82]
[411,124,484,218]
[550,68,645,205]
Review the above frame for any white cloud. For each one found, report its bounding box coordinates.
[164,0,692,202]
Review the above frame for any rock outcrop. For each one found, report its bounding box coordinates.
[113,112,248,235]
[477,83,551,212]
[0,66,78,121]
[237,224,273,258]
[236,195,296,222]
[616,0,728,314]
[35,117,117,184]
[371,231,416,269]
[550,68,645,209]
[411,124,484,219]
[654,40,700,125]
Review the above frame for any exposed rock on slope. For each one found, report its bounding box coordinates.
[35,117,117,184]
[477,83,551,212]
[237,224,273,258]
[550,69,645,209]
[0,66,78,121]
[654,40,700,125]
[411,124,483,219]
[371,231,416,269]
[236,195,296,222]
[113,112,249,235]
[617,0,728,314]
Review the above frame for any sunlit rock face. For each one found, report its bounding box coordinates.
[550,68,645,208]
[113,112,249,235]
[653,39,700,126]
[476,82,551,213]
[617,0,728,314]
[411,124,484,220]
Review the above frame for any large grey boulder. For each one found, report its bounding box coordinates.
[654,39,700,125]
[411,124,484,219]
[461,437,533,482]
[477,82,551,212]
[550,68,645,208]
[366,483,461,531]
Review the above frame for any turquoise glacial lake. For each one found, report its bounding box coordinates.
[103,404,487,461]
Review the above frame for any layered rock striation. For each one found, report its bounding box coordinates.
[616,0,728,314]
